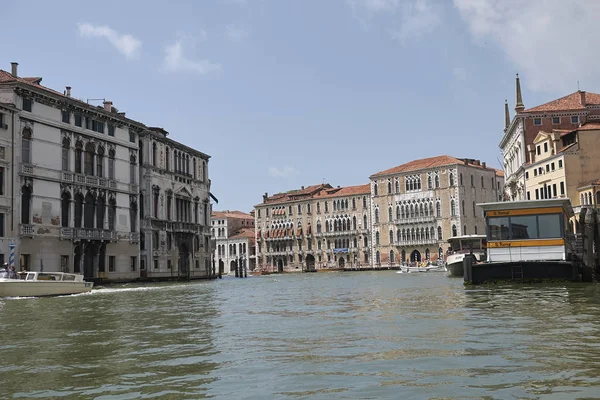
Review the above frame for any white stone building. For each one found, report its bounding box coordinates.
[0,62,215,282]
[211,210,255,275]
[138,127,214,280]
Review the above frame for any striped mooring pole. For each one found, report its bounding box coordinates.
[9,241,15,270]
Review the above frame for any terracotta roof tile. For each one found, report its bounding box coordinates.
[211,210,253,219]
[495,170,505,177]
[577,122,600,130]
[556,142,577,154]
[229,228,256,240]
[314,184,370,198]
[370,155,493,178]
[523,91,600,113]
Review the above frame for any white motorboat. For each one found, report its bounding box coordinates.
[445,235,487,277]
[0,271,94,297]
[397,262,446,273]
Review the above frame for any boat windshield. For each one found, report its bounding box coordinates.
[451,239,483,252]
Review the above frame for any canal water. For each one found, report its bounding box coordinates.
[1,272,600,399]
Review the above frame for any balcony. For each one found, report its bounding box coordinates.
[61,228,118,241]
[172,222,198,233]
[130,232,140,243]
[395,215,436,225]
[63,172,118,191]
[393,238,438,246]
[322,230,359,237]
[21,163,34,175]
[20,224,34,237]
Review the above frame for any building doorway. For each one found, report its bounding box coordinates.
[277,259,284,273]
[305,254,316,272]
[410,249,421,262]
[219,259,224,275]
[178,242,190,278]
[230,260,237,274]
[338,256,345,268]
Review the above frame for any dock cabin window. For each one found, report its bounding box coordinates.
[487,213,563,241]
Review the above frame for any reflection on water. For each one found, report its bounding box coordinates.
[1,274,600,399]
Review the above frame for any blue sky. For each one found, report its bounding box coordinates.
[3,0,599,212]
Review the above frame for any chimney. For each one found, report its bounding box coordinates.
[463,159,468,165]
[482,162,486,169]
[65,86,71,97]
[103,100,113,112]
[10,62,18,77]
[579,90,586,106]
[301,186,305,190]
[263,192,268,202]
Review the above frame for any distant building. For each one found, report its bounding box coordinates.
[254,183,371,272]
[369,155,504,264]
[212,210,255,275]
[500,74,600,200]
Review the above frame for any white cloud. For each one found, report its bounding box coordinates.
[225,25,248,42]
[163,34,221,75]
[268,166,299,178]
[348,0,442,43]
[454,0,600,93]
[77,23,141,59]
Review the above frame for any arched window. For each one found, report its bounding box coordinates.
[450,200,456,216]
[387,180,392,194]
[374,209,379,223]
[352,216,357,230]
[459,173,463,186]
[461,200,465,215]
[22,128,32,164]
[481,176,484,188]
[397,229,401,242]
[449,172,454,186]
[84,142,95,176]
[375,231,380,246]
[193,158,197,179]
[202,161,207,181]
[130,155,136,184]
[96,195,105,229]
[130,201,138,232]
[388,207,393,221]
[96,146,104,178]
[20,186,32,224]
[428,175,432,189]
[317,221,322,233]
[61,191,71,227]
[74,193,83,228]
[84,192,95,228]
[396,205,400,219]
[62,138,70,171]
[108,149,115,180]
[452,224,457,237]
[166,147,170,171]
[395,179,399,193]
[152,142,157,166]
[376,251,381,265]
[363,215,367,228]
[463,225,467,235]
[425,248,430,260]
[437,226,442,240]
[75,141,83,174]
[434,174,440,188]
[474,226,478,234]
[401,249,406,262]
[436,202,441,217]
[390,250,395,264]
[471,175,474,186]
[430,227,435,239]
[429,203,433,216]
[389,229,394,244]
[108,198,116,230]
[373,183,378,196]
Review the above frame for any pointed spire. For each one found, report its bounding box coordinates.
[515,73,525,112]
[504,99,510,130]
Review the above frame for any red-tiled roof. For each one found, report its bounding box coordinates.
[495,170,504,177]
[313,184,370,198]
[212,210,253,219]
[577,122,600,130]
[229,228,255,240]
[556,142,577,154]
[523,91,600,113]
[370,155,493,178]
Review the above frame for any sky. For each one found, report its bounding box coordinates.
[3,0,600,213]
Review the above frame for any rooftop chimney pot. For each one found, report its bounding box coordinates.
[103,100,113,112]
[301,186,305,190]
[65,86,71,97]
[482,161,486,169]
[10,62,18,77]
[580,90,586,106]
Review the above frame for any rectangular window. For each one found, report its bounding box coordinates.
[560,181,565,195]
[22,98,32,112]
[534,117,542,126]
[154,259,159,269]
[534,169,538,177]
[571,116,579,124]
[546,164,550,172]
[552,116,560,124]
[558,160,563,168]
[543,142,548,152]
[0,113,4,129]
[167,259,172,269]
[527,191,531,200]
[62,110,70,123]
[108,124,115,136]
[551,162,555,171]
[130,163,136,184]
[552,183,557,197]
[525,172,529,179]
[487,214,562,241]
[536,145,541,155]
[0,213,4,237]
[535,189,539,199]
[61,255,69,272]
[92,120,104,133]
[509,215,537,239]
[129,131,135,143]
[109,256,116,272]
[140,259,146,271]
[537,214,562,239]
[108,158,115,180]
[0,167,4,195]
[130,256,137,271]
[75,114,82,127]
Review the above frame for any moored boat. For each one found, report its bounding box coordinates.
[445,235,487,277]
[0,271,94,298]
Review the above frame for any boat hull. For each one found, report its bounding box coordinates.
[446,252,485,277]
[0,280,94,297]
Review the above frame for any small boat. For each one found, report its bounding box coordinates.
[445,235,487,277]
[0,271,94,298]
[398,262,445,273]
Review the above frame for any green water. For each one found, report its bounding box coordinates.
[1,272,600,399]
